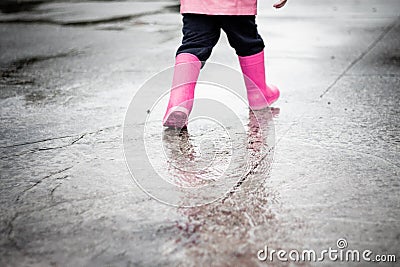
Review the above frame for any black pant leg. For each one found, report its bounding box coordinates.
[176,14,221,62]
[220,15,265,57]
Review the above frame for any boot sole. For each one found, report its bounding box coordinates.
[250,97,279,110]
[163,111,188,129]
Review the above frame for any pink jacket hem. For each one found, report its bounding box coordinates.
[180,0,257,15]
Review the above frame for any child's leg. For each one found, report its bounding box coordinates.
[220,15,264,57]
[221,16,280,110]
[177,14,221,62]
[163,14,221,128]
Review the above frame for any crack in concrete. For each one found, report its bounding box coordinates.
[0,134,76,149]
[274,17,400,157]
[1,124,122,159]
[49,175,70,201]
[222,145,274,202]
[0,136,85,159]
[36,133,86,152]
[15,166,73,202]
[49,183,62,201]
[320,16,400,98]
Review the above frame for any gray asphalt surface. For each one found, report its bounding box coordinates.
[0,0,399,266]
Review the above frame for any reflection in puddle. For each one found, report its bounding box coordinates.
[162,118,233,188]
[162,108,282,265]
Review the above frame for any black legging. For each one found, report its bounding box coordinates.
[176,13,265,62]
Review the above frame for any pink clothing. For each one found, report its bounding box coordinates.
[239,50,280,109]
[163,53,201,128]
[180,0,257,15]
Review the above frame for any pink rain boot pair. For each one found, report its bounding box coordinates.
[163,50,280,128]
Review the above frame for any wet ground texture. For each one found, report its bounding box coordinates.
[1,0,400,266]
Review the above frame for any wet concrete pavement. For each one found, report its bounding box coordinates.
[1,0,399,266]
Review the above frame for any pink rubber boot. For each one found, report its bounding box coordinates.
[239,50,280,110]
[163,53,201,128]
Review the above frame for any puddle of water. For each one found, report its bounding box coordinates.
[159,109,281,266]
